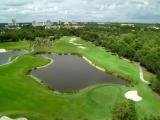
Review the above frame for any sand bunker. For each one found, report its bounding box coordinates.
[69,38,76,43]
[83,56,105,72]
[0,49,7,53]
[125,90,142,102]
[69,38,84,47]
[72,43,82,46]
[0,116,27,120]
[78,46,86,49]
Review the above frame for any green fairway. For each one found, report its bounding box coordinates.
[0,36,159,120]
[0,41,29,50]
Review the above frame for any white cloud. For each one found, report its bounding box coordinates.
[108,4,116,9]
[0,0,160,23]
[7,8,17,12]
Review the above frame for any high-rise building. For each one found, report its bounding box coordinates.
[32,20,45,27]
[6,18,20,29]
[45,20,53,29]
[32,20,37,26]
[46,20,52,26]
[7,18,17,27]
[12,19,16,26]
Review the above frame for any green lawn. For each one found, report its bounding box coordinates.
[0,36,159,120]
[0,41,29,50]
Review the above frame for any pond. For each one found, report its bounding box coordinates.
[32,54,127,92]
[0,51,26,65]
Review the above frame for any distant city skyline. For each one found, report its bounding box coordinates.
[0,0,160,23]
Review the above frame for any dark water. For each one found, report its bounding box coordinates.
[0,51,26,65]
[32,54,127,92]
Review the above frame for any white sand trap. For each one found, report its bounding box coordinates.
[69,38,76,44]
[83,56,105,72]
[124,90,142,102]
[69,38,82,46]
[0,116,27,120]
[0,49,7,53]
[78,46,86,49]
[73,43,82,46]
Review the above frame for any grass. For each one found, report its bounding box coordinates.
[0,41,29,50]
[0,36,159,120]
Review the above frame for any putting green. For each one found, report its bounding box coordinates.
[0,36,159,120]
[88,85,123,106]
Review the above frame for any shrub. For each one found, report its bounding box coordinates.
[140,115,160,120]
[112,100,138,120]
[150,71,160,94]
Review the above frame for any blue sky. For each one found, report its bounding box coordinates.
[0,0,160,23]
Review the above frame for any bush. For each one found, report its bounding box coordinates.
[157,71,160,80]
[140,115,160,120]
[112,100,138,120]
[150,72,160,94]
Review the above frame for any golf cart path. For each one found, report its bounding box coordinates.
[138,65,150,84]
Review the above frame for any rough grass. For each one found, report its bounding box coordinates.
[0,37,160,120]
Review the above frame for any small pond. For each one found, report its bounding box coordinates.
[0,51,26,65]
[32,54,127,92]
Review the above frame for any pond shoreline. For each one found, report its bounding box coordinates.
[31,53,127,92]
[0,50,27,66]
[35,55,53,69]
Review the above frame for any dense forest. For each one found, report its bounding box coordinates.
[0,24,160,92]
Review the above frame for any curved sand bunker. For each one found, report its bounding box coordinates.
[69,38,86,49]
[125,90,142,102]
[78,46,86,49]
[82,56,105,72]
[0,49,7,53]
[0,116,27,120]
